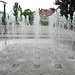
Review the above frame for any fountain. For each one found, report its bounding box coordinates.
[34,9,40,39]
[0,14,2,34]
[72,12,75,31]
[21,15,25,39]
[26,15,29,25]
[0,8,75,75]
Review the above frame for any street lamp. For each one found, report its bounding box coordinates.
[0,1,7,34]
[3,2,7,34]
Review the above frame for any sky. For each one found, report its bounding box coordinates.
[0,0,57,13]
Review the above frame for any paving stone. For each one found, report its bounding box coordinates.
[0,35,75,74]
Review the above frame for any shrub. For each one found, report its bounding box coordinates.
[40,19,49,26]
[2,16,4,23]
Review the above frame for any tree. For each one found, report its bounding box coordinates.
[39,8,43,12]
[55,0,75,21]
[2,15,4,23]
[29,14,34,21]
[23,9,31,19]
[19,5,22,21]
[13,2,19,23]
[51,8,55,11]
[22,9,34,24]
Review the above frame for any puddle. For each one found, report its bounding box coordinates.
[51,56,57,60]
[2,51,9,55]
[0,55,8,60]
[35,51,40,53]
[16,57,25,62]
[0,64,8,71]
[33,64,40,68]
[54,64,62,69]
[49,51,54,54]
[58,72,66,75]
[68,56,75,59]
[48,47,52,49]
[63,51,68,53]
[10,64,20,72]
[12,64,20,68]
[21,73,30,75]
[35,57,40,59]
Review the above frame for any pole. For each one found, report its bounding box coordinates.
[4,3,6,34]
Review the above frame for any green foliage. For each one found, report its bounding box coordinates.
[29,14,34,21]
[23,9,34,21]
[40,19,49,26]
[39,8,43,12]
[0,11,4,15]
[51,8,55,11]
[23,9,31,19]
[13,2,20,23]
[19,5,22,21]
[2,15,4,23]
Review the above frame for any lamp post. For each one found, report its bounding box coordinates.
[3,2,6,34]
[0,1,7,34]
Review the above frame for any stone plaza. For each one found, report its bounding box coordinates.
[0,25,75,75]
